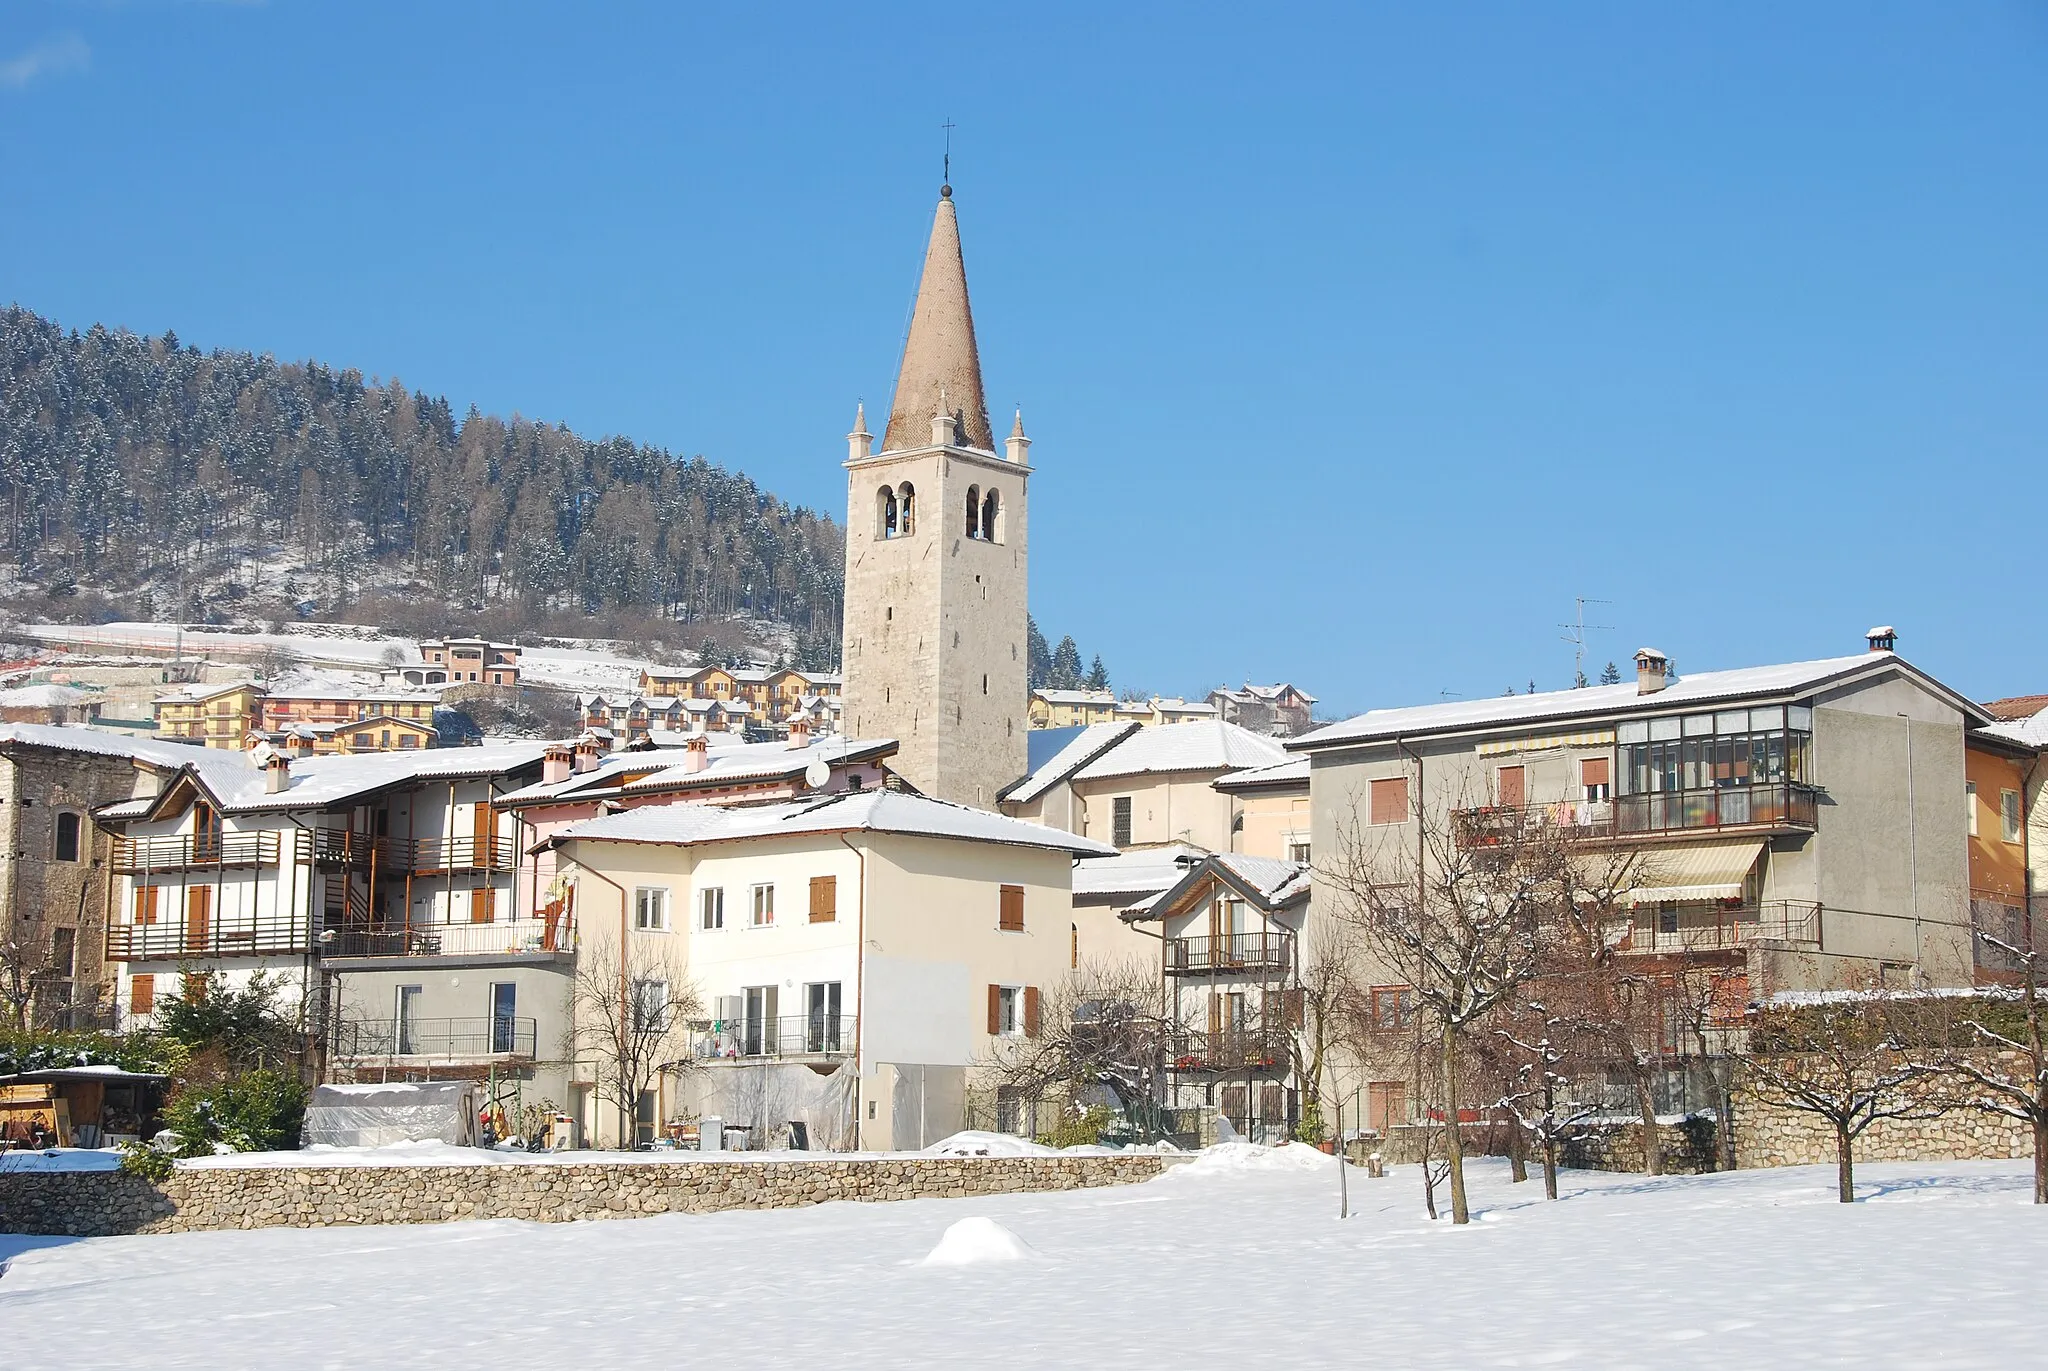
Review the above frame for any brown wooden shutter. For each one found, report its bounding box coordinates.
[471,886,495,924]
[1208,993,1222,1036]
[135,884,158,925]
[999,884,1024,932]
[1581,757,1610,787]
[130,973,154,1015]
[473,802,495,867]
[1284,987,1306,1029]
[987,984,1001,1036]
[185,886,210,951]
[1024,986,1041,1039]
[1369,777,1410,825]
[809,876,837,923]
[1497,765,1525,808]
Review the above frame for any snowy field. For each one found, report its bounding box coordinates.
[3,1151,2040,1368]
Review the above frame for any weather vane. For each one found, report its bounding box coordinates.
[942,117,955,191]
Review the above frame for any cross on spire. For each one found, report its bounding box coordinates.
[941,117,955,192]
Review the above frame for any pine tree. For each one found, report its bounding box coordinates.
[1084,654,1110,692]
[1599,661,1621,685]
[1051,636,1084,690]
[1026,615,1052,690]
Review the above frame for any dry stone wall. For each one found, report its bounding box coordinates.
[0,1154,1172,1237]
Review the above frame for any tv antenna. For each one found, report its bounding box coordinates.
[1559,596,1614,685]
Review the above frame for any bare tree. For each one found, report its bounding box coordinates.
[0,934,50,1030]
[1494,1005,1597,1200]
[1742,988,1952,1203]
[981,959,1168,1140]
[1287,922,1361,1144]
[571,933,703,1149]
[1937,929,2048,1203]
[1325,800,1559,1224]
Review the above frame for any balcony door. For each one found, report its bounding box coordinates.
[743,984,779,1056]
[804,981,842,1052]
[192,803,221,862]
[395,984,422,1054]
[472,802,495,869]
[1209,897,1246,968]
[489,982,517,1053]
[184,886,211,951]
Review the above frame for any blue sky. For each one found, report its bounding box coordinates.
[3,3,2043,717]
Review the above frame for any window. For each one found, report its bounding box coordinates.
[750,883,775,928]
[1112,796,1133,848]
[804,981,843,1052]
[50,926,76,980]
[897,482,915,535]
[395,985,422,1054]
[965,484,982,539]
[1967,781,1979,837]
[1369,777,1410,825]
[1287,839,1312,864]
[982,488,1001,543]
[699,886,725,930]
[53,811,82,863]
[1369,985,1416,1031]
[489,982,517,1053]
[635,886,670,931]
[999,884,1024,932]
[354,733,373,748]
[989,984,1036,1038]
[2003,790,2023,844]
[632,978,670,1033]
[808,875,837,923]
[1582,757,1612,803]
[743,984,779,1054]
[130,973,154,1016]
[1496,765,1525,808]
[878,485,899,539]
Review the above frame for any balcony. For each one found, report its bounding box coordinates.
[1619,900,1822,955]
[692,1015,857,1061]
[111,832,279,873]
[1455,784,1819,848]
[1167,1027,1291,1074]
[1165,932,1295,977]
[321,917,573,961]
[337,1015,539,1061]
[310,830,519,874]
[107,910,313,961]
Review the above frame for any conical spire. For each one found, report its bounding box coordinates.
[883,190,993,453]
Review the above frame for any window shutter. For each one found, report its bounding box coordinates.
[810,875,837,923]
[1024,986,1041,1039]
[1369,777,1410,825]
[471,886,495,924]
[1208,993,1222,1036]
[987,984,1001,1036]
[999,884,1024,932]
[136,884,158,925]
[130,973,154,1015]
[1581,757,1610,787]
[1497,765,1525,808]
[1284,987,1306,1029]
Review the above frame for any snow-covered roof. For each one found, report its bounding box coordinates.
[1071,721,1289,783]
[99,742,552,818]
[1291,651,1993,752]
[1213,756,1311,792]
[0,683,97,708]
[1071,843,1209,902]
[1983,694,2048,723]
[0,722,213,770]
[1000,721,1139,804]
[1121,852,1312,923]
[1214,682,1319,705]
[1033,689,1116,706]
[497,735,894,807]
[553,789,1115,858]
[1978,712,2048,752]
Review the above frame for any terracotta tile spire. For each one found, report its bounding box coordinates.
[882,188,993,453]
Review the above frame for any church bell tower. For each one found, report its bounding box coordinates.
[840,184,1030,809]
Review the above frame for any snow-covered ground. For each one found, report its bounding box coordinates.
[3,1153,2040,1367]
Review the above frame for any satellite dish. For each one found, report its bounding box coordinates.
[803,758,831,790]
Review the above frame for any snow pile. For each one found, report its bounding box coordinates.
[1168,1141,1333,1178]
[922,1131,1057,1158]
[0,1148,123,1173]
[919,1216,1039,1267]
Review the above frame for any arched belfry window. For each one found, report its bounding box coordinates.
[965,485,982,540]
[897,482,916,536]
[878,486,899,540]
[982,488,1002,545]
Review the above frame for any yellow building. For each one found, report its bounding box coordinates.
[1029,689,1118,729]
[637,665,843,723]
[1213,757,1312,862]
[153,681,265,749]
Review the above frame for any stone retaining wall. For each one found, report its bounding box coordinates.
[0,1154,1174,1237]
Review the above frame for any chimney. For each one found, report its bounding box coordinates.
[787,719,811,750]
[684,733,710,774]
[572,736,603,774]
[1866,625,1897,653]
[543,743,573,785]
[264,752,291,794]
[1634,648,1670,696]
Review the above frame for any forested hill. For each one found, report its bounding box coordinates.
[0,305,845,663]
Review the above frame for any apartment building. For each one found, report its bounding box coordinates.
[636,664,844,725]
[544,791,1113,1149]
[153,680,265,748]
[418,638,521,686]
[1207,682,1318,738]
[1028,689,1117,730]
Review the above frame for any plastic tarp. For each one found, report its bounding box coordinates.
[693,1060,858,1151]
[301,1081,479,1149]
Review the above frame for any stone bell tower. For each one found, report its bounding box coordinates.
[839,184,1030,809]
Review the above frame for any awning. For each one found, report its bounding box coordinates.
[1625,839,1765,906]
[1476,729,1616,758]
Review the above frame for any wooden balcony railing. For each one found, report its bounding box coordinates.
[1167,1027,1291,1074]
[110,832,279,873]
[310,830,518,874]
[1165,932,1295,977]
[107,909,313,961]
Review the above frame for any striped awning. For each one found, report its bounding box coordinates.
[1476,729,1616,758]
[1626,839,1766,906]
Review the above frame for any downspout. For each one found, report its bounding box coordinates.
[838,833,868,1151]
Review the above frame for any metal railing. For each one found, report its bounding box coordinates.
[106,910,314,961]
[1167,1027,1291,1073]
[338,1015,539,1060]
[111,832,279,873]
[1621,901,1822,954]
[1455,784,1819,846]
[310,830,518,874]
[1165,932,1295,976]
[692,1015,858,1060]
[322,916,572,960]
